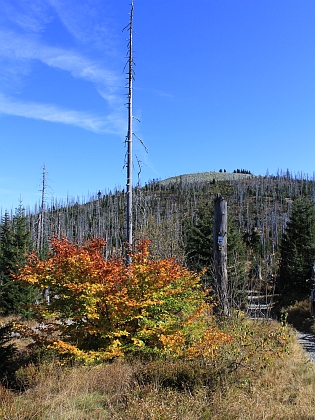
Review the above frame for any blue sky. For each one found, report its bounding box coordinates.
[1,0,315,212]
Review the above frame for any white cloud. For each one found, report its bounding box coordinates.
[1,0,53,34]
[0,1,126,133]
[46,0,115,52]
[0,94,125,134]
[0,30,122,99]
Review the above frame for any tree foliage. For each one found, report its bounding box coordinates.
[184,203,213,279]
[279,199,315,297]
[0,205,37,316]
[16,237,232,363]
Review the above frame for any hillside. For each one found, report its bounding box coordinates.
[20,171,314,262]
[3,170,307,299]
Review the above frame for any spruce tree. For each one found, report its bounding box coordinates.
[227,220,247,308]
[0,205,37,316]
[279,199,315,298]
[184,203,213,280]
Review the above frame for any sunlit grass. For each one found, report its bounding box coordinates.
[1,317,315,419]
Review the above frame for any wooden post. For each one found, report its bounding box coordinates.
[213,195,229,316]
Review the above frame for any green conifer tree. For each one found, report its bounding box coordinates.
[184,203,213,280]
[227,220,247,308]
[279,199,315,298]
[0,204,38,316]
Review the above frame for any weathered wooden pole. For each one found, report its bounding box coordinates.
[213,195,229,316]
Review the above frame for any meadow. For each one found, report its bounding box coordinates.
[1,313,315,420]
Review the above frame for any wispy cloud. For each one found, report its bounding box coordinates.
[0,94,125,134]
[0,29,123,105]
[1,0,52,34]
[135,86,174,99]
[47,0,115,52]
[0,0,125,132]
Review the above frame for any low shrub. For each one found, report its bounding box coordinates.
[281,298,315,333]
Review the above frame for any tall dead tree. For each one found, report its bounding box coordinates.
[123,1,147,262]
[37,164,46,255]
[37,165,50,303]
[213,195,229,316]
[125,1,134,259]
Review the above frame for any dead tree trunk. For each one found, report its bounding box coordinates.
[125,1,134,263]
[38,165,50,303]
[213,195,229,316]
[37,164,46,255]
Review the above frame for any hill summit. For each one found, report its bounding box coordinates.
[160,171,254,186]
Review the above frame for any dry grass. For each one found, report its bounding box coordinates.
[209,338,315,420]
[1,360,135,419]
[1,329,315,420]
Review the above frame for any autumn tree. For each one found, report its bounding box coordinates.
[16,237,232,363]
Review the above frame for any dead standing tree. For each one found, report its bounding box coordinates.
[37,165,46,254]
[123,1,147,262]
[213,195,229,316]
[123,1,134,264]
[37,165,50,303]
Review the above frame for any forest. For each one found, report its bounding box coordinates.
[1,170,315,419]
[2,169,315,329]
[5,170,315,291]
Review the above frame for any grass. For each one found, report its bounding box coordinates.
[1,317,315,419]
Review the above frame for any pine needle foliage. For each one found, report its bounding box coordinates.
[279,199,315,298]
[0,205,38,317]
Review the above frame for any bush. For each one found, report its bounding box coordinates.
[281,298,315,333]
[15,238,233,363]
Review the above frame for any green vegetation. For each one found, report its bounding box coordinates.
[0,205,38,317]
[279,199,315,299]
